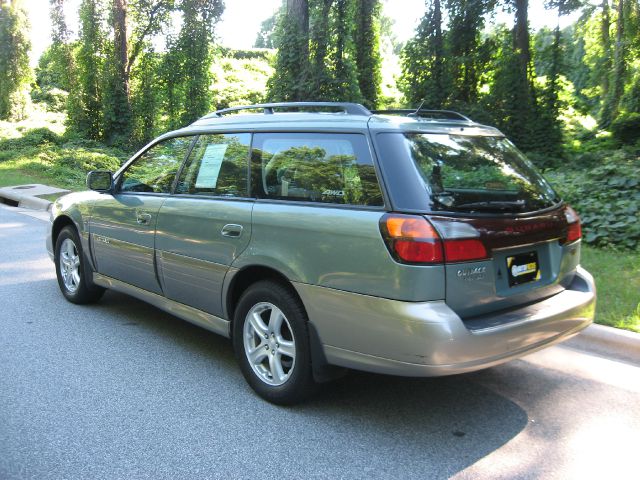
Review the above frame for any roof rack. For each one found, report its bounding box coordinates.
[201,102,372,119]
[371,109,472,122]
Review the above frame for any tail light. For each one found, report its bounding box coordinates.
[380,214,488,264]
[564,206,582,243]
[380,214,444,263]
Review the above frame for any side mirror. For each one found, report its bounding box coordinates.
[87,170,113,192]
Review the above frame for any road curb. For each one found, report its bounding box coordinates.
[18,195,53,211]
[566,323,640,365]
[0,184,69,212]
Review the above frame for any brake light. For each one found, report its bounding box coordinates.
[564,206,582,243]
[380,214,489,264]
[444,239,487,262]
[380,214,443,263]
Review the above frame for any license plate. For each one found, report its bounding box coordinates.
[507,251,540,287]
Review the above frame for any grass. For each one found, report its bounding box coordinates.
[0,169,58,188]
[0,114,129,191]
[581,245,640,333]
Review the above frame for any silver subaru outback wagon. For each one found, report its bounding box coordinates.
[46,102,596,404]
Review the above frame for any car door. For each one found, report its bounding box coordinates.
[155,133,253,317]
[89,135,195,294]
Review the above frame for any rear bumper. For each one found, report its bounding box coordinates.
[294,266,596,376]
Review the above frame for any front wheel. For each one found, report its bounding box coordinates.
[54,226,105,304]
[233,280,317,405]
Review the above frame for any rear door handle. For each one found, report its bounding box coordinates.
[136,212,152,225]
[221,224,243,238]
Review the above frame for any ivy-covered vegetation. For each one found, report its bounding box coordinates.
[0,0,32,121]
[0,0,638,254]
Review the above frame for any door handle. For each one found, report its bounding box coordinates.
[136,212,152,225]
[221,224,243,238]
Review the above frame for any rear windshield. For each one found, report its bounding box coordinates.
[397,133,560,213]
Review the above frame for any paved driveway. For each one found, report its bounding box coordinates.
[1,204,638,479]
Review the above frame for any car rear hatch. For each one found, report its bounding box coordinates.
[373,127,583,320]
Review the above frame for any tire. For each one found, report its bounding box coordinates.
[233,280,317,405]
[54,226,105,304]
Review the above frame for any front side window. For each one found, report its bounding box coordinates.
[120,136,193,193]
[175,133,251,197]
[252,133,383,206]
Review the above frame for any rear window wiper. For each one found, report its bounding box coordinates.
[453,200,526,211]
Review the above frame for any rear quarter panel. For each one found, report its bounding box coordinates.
[233,202,445,301]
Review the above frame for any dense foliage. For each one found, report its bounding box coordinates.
[268,0,382,106]
[399,0,640,159]
[2,0,640,252]
[546,144,640,250]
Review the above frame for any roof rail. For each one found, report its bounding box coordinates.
[371,109,472,122]
[201,102,371,119]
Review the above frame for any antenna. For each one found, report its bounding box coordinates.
[408,100,427,117]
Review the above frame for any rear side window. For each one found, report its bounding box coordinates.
[251,133,383,206]
[176,133,250,197]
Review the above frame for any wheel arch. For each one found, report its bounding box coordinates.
[225,264,346,383]
[225,265,295,323]
[51,215,77,250]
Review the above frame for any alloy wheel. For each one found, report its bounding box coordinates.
[243,302,296,386]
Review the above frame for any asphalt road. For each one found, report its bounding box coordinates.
[1,203,639,480]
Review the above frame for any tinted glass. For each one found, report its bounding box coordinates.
[120,136,193,193]
[392,133,559,213]
[252,133,383,206]
[176,133,250,197]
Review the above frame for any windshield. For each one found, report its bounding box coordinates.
[400,133,560,213]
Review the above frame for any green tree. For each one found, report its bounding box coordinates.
[158,35,183,130]
[41,0,74,92]
[103,0,132,143]
[0,0,32,120]
[487,27,537,151]
[600,0,612,100]
[131,49,160,144]
[268,0,311,101]
[308,0,334,99]
[600,0,628,125]
[69,0,105,138]
[354,0,382,108]
[103,0,175,143]
[328,0,362,102]
[177,0,224,125]
[445,0,494,105]
[254,6,282,48]
[400,0,447,108]
[534,0,583,157]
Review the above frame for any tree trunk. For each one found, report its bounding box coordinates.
[433,0,445,107]
[514,0,530,75]
[601,0,611,97]
[313,0,333,71]
[288,0,309,52]
[113,0,129,99]
[287,0,309,100]
[608,0,626,119]
[354,0,381,108]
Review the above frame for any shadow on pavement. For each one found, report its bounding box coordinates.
[84,289,529,479]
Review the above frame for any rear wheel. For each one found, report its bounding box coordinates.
[233,280,317,405]
[54,226,105,304]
